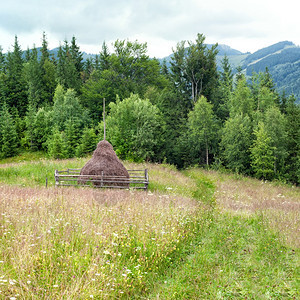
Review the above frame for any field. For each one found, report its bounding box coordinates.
[0,154,299,299]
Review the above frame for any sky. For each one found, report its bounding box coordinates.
[0,0,299,58]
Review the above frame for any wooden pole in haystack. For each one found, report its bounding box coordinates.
[103,98,106,141]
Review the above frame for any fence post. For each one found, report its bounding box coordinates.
[101,171,104,187]
[54,170,59,187]
[145,169,149,191]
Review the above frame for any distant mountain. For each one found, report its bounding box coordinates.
[240,41,300,101]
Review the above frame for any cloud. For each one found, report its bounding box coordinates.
[0,0,299,57]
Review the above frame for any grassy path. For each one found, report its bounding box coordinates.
[149,169,299,299]
[0,155,299,299]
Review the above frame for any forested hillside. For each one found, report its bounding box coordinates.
[0,33,299,184]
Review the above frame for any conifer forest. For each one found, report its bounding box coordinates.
[0,33,299,184]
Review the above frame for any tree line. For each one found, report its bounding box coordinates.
[0,33,299,184]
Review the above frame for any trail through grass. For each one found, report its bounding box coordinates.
[150,212,298,299]
[151,168,299,299]
[0,154,299,299]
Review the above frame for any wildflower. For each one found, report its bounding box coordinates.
[9,279,16,285]
[53,285,59,287]
[103,250,110,255]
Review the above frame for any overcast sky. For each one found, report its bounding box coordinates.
[0,0,299,58]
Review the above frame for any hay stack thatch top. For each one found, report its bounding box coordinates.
[80,140,129,180]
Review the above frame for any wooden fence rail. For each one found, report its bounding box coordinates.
[55,168,149,190]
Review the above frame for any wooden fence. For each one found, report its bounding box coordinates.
[54,168,149,190]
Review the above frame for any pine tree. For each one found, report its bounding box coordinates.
[0,102,18,158]
[40,32,56,106]
[99,41,110,71]
[24,46,44,108]
[70,36,83,74]
[40,32,50,65]
[215,55,233,120]
[64,118,81,157]
[5,36,28,116]
[24,103,38,151]
[285,96,300,184]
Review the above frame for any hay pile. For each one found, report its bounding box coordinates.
[79,140,129,187]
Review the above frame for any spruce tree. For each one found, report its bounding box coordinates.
[24,46,44,108]
[285,96,300,184]
[0,102,18,158]
[5,36,28,116]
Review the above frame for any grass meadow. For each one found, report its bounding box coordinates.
[0,153,299,299]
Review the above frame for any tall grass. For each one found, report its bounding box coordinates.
[201,169,300,248]
[0,155,299,299]
[0,186,202,299]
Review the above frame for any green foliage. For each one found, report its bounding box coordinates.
[106,94,163,162]
[170,34,219,107]
[251,122,276,180]
[285,97,300,184]
[4,36,28,116]
[229,77,254,117]
[0,102,19,158]
[264,106,288,177]
[214,55,233,120]
[64,118,81,158]
[220,113,253,174]
[23,47,44,108]
[0,33,299,184]
[47,127,67,159]
[52,85,90,131]
[75,127,98,157]
[56,40,82,92]
[184,96,219,166]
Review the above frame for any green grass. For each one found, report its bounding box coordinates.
[0,153,299,299]
[150,212,299,299]
[0,156,88,187]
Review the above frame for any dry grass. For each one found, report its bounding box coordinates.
[201,170,300,248]
[0,185,200,299]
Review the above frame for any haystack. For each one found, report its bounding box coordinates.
[79,140,129,187]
